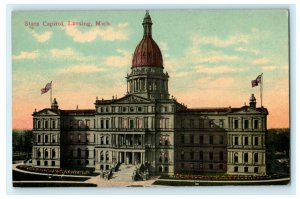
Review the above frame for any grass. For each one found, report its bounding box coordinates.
[13,170,90,181]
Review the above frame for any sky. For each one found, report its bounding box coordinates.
[12,10,289,129]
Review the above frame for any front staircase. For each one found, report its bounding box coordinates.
[110,164,137,182]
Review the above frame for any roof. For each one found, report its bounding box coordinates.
[60,109,95,115]
[177,106,268,114]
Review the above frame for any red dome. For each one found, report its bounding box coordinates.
[132,36,163,68]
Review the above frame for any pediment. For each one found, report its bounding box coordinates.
[230,107,264,114]
[114,94,152,104]
[34,109,59,116]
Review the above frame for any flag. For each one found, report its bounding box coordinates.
[41,81,52,94]
[251,74,262,87]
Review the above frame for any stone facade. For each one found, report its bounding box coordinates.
[32,11,268,176]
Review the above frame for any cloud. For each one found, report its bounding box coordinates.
[235,47,260,55]
[262,65,277,72]
[189,51,240,64]
[252,58,270,65]
[191,34,251,47]
[196,65,245,74]
[31,30,52,42]
[49,48,93,61]
[12,51,39,60]
[102,49,131,67]
[58,64,105,74]
[64,22,129,43]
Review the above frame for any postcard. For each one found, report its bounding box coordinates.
[12,9,290,187]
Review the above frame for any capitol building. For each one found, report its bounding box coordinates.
[32,11,268,176]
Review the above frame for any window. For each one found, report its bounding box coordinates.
[190,119,194,128]
[234,153,239,163]
[37,150,41,158]
[106,136,110,145]
[106,120,109,129]
[78,134,81,143]
[78,148,81,158]
[234,166,238,172]
[181,135,185,144]
[209,135,213,144]
[254,153,259,163]
[199,151,203,160]
[100,151,104,161]
[45,120,49,129]
[45,150,49,158]
[159,155,162,163]
[44,161,48,166]
[181,151,184,160]
[159,166,163,173]
[219,151,223,161]
[52,135,56,143]
[138,107,142,112]
[164,154,168,162]
[254,167,259,173]
[254,119,259,129]
[209,152,213,160]
[244,120,249,129]
[45,135,49,143]
[180,119,185,128]
[100,137,104,145]
[106,152,109,161]
[164,107,168,112]
[234,120,239,129]
[244,167,248,173]
[37,161,40,166]
[181,163,184,169]
[130,107,134,112]
[199,119,204,128]
[86,149,89,157]
[234,136,238,145]
[209,164,213,169]
[199,135,204,144]
[219,136,224,144]
[86,160,89,165]
[254,137,259,146]
[219,164,223,170]
[122,107,127,112]
[51,161,55,166]
[129,119,134,129]
[101,120,104,128]
[52,149,56,158]
[244,137,249,145]
[38,135,41,143]
[190,152,194,160]
[219,120,224,128]
[77,160,81,165]
[52,120,56,129]
[37,120,41,129]
[190,135,194,144]
[164,166,168,173]
[209,120,214,128]
[244,153,249,163]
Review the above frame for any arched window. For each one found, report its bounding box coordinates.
[234,153,239,163]
[106,136,110,145]
[52,149,56,158]
[165,138,169,145]
[45,150,49,158]
[106,151,109,161]
[164,152,169,162]
[100,151,104,161]
[159,166,163,173]
[37,149,41,158]
[77,148,81,157]
[181,151,184,160]
[244,153,248,163]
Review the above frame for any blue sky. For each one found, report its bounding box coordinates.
[12,10,289,129]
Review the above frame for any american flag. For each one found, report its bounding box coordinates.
[251,74,262,87]
[41,81,52,94]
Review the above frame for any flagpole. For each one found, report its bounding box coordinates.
[50,81,52,106]
[260,73,263,107]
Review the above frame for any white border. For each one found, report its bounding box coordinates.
[2,1,298,197]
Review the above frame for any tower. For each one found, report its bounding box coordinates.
[127,11,170,100]
[249,94,256,109]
